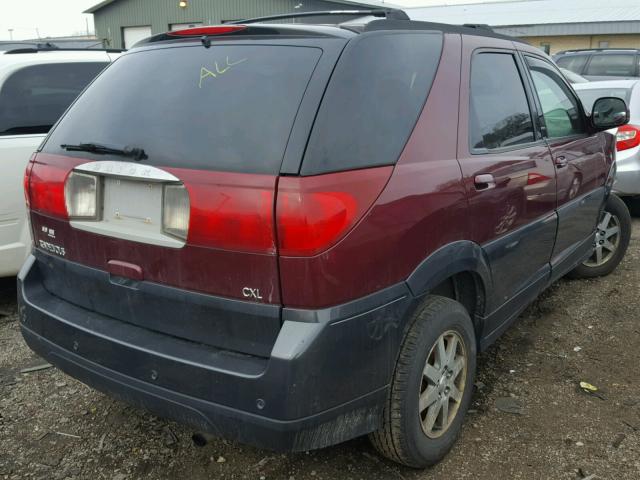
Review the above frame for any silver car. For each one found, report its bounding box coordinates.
[574,80,640,204]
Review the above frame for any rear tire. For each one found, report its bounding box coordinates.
[569,194,631,279]
[369,296,476,468]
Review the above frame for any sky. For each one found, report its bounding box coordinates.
[0,0,97,40]
[0,0,512,41]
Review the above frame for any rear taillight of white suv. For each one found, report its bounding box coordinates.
[616,124,640,151]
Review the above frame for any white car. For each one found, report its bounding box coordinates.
[0,46,119,277]
[574,80,640,210]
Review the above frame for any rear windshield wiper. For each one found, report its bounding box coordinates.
[61,142,148,161]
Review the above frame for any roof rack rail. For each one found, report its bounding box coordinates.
[4,44,124,55]
[228,9,410,25]
[556,48,640,54]
[462,23,493,32]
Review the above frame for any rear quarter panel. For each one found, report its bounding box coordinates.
[278,33,468,309]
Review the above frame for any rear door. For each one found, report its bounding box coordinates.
[523,54,607,274]
[457,40,557,320]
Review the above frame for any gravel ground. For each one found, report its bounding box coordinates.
[1,219,639,480]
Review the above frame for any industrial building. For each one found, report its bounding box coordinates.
[85,0,640,54]
[84,0,392,49]
[408,0,640,54]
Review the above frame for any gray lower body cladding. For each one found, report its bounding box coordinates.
[18,254,414,451]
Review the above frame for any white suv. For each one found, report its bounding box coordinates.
[0,46,119,277]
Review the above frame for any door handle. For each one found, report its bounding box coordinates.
[474,174,496,191]
[555,155,568,168]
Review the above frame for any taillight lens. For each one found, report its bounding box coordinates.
[162,184,190,241]
[65,172,99,219]
[167,169,277,254]
[616,124,640,151]
[276,166,393,257]
[29,163,70,219]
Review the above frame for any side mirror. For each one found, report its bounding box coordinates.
[591,97,629,131]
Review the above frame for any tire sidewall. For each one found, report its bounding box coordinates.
[401,299,477,466]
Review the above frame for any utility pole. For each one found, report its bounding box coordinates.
[8,28,13,40]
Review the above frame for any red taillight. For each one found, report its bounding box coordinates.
[167,168,276,254]
[28,154,84,219]
[616,124,640,151]
[276,166,393,257]
[29,166,69,219]
[167,25,247,36]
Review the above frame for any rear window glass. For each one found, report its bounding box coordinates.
[555,54,588,74]
[575,87,632,112]
[585,54,637,77]
[0,62,107,136]
[301,32,443,175]
[44,45,322,174]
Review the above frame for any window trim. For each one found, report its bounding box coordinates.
[521,52,590,143]
[468,48,545,156]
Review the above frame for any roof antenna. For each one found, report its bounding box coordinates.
[200,35,211,48]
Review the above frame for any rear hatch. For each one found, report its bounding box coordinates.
[25,26,445,356]
[25,36,338,357]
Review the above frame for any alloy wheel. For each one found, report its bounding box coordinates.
[419,330,467,438]
[584,210,620,267]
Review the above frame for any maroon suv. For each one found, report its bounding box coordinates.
[19,12,632,468]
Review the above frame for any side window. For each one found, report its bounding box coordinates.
[555,54,588,74]
[469,53,535,151]
[302,32,443,175]
[585,54,636,77]
[0,62,107,136]
[525,56,586,139]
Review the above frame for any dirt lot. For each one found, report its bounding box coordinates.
[1,220,639,480]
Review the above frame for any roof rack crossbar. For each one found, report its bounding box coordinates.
[229,9,410,25]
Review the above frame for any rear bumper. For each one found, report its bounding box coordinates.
[613,149,640,196]
[18,254,415,451]
[613,168,640,196]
